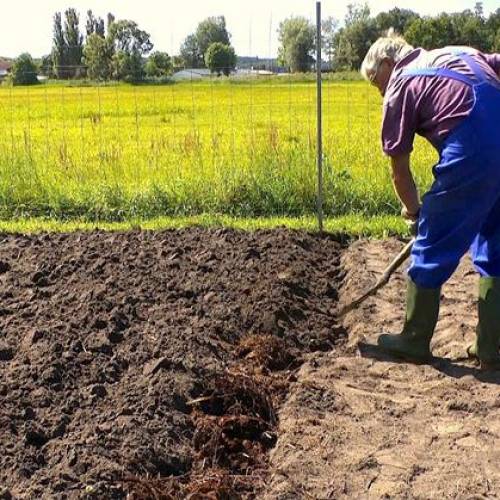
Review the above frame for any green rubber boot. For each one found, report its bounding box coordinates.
[377,278,440,363]
[473,277,500,370]
[467,338,478,359]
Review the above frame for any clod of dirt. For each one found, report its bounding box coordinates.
[0,343,14,362]
[127,446,191,478]
[32,270,50,287]
[24,425,49,448]
[0,488,12,500]
[90,384,107,398]
[23,407,36,421]
[84,331,112,354]
[23,329,44,346]
[92,318,108,330]
[143,356,171,376]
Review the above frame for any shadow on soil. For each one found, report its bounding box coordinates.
[358,341,500,385]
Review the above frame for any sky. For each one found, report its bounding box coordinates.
[1,0,497,59]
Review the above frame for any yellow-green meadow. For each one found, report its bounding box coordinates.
[0,76,436,221]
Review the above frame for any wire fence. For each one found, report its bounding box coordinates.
[0,66,436,221]
[0,2,443,223]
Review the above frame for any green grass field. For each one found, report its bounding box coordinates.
[0,76,437,223]
[0,214,407,237]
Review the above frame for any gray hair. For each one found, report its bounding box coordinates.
[361,29,414,81]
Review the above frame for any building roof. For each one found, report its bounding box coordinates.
[0,60,13,71]
[172,68,212,81]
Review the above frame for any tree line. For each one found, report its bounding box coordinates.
[10,9,237,85]
[7,3,500,85]
[279,3,499,72]
[328,2,499,70]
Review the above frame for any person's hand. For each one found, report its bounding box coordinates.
[407,218,419,236]
[401,205,420,222]
[401,206,420,236]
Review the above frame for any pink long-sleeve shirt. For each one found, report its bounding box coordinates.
[382,47,500,157]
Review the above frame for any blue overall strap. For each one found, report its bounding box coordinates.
[449,49,487,83]
[401,50,500,89]
[400,67,476,86]
[452,50,500,89]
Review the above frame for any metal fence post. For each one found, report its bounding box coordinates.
[316,1,324,232]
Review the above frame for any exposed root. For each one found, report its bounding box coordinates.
[124,468,263,499]
[193,372,277,425]
[237,334,299,372]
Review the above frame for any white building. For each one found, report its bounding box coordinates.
[172,68,212,81]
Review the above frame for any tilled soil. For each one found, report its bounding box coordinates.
[4,231,498,500]
[0,228,345,499]
[266,239,500,499]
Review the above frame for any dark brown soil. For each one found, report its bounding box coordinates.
[0,228,345,499]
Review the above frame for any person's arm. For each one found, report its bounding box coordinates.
[382,76,421,220]
[390,153,420,220]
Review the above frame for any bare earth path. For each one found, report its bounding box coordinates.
[267,239,500,499]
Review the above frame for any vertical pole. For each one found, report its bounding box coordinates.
[316,1,324,232]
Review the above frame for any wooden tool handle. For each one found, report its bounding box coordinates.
[337,239,415,318]
[378,238,415,286]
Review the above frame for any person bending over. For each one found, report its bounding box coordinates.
[360,30,500,370]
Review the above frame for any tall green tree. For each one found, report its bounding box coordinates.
[493,29,500,51]
[277,16,316,73]
[11,53,39,85]
[64,8,84,78]
[109,20,153,54]
[322,17,339,64]
[112,50,143,82]
[451,10,489,51]
[181,16,232,68]
[52,12,67,78]
[107,13,116,31]
[332,4,379,70]
[180,34,203,68]
[376,8,420,34]
[404,11,489,51]
[145,51,173,77]
[86,10,105,37]
[108,19,153,82]
[404,16,450,49]
[196,16,231,58]
[486,8,500,50]
[83,33,113,80]
[40,54,55,78]
[205,43,236,76]
[405,14,448,50]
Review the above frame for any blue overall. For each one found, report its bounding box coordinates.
[399,52,500,289]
